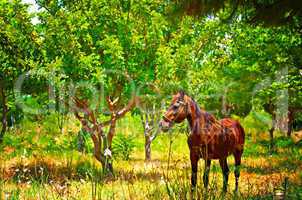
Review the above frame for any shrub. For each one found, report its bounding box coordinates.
[112,133,136,160]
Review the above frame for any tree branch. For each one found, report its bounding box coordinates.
[116,96,138,117]
[73,97,97,125]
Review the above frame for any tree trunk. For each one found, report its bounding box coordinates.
[107,118,117,150]
[145,135,151,161]
[269,126,275,154]
[0,84,8,143]
[86,128,113,175]
[101,134,114,175]
[91,129,114,175]
[141,113,152,161]
[99,118,116,175]
[287,110,294,137]
[140,111,159,161]
[264,100,277,154]
[269,114,276,154]
[101,159,113,175]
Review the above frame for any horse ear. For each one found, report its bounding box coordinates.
[179,90,185,100]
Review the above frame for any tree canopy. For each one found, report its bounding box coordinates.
[171,0,302,26]
[0,0,301,156]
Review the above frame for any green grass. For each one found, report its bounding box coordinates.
[0,114,301,199]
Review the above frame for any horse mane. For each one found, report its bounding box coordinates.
[189,97,202,118]
[185,94,221,134]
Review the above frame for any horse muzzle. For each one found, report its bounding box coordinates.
[159,120,172,132]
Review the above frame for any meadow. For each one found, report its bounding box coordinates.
[0,113,301,200]
[1,0,302,199]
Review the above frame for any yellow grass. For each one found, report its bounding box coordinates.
[0,118,301,199]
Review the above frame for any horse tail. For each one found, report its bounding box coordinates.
[236,122,245,145]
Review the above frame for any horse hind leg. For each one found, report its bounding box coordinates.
[233,149,243,192]
[219,158,229,192]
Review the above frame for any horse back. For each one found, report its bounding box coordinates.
[188,117,245,159]
[220,118,245,147]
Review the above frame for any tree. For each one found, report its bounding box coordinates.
[170,0,302,26]
[140,110,160,161]
[199,20,302,149]
[0,0,41,142]
[72,95,137,174]
[35,0,173,168]
[137,93,162,161]
[155,11,301,149]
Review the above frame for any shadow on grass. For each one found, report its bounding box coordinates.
[3,159,102,184]
[242,157,300,176]
[3,158,166,185]
[241,136,301,175]
[242,164,278,175]
[258,136,302,150]
[242,136,302,159]
[115,169,162,183]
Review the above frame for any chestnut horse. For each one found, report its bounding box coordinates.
[159,91,245,192]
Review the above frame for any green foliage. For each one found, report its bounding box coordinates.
[1,0,300,135]
[75,160,96,179]
[242,110,272,134]
[1,114,301,199]
[112,133,136,161]
[274,137,295,149]
[1,1,302,198]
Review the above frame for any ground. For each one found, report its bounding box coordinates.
[0,115,301,199]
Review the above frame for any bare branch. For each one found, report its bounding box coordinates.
[140,112,146,131]
[116,96,138,117]
[72,97,97,125]
[107,96,119,112]
[150,127,160,142]
[112,97,119,105]
[100,96,138,127]
[74,111,95,133]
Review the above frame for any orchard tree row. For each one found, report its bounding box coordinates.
[1,0,301,172]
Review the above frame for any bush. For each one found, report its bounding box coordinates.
[241,110,271,135]
[112,133,136,160]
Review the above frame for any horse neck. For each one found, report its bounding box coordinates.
[186,98,218,134]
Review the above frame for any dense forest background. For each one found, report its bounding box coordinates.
[0,0,301,199]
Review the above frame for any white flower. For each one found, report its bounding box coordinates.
[4,192,10,199]
[160,176,166,185]
[104,148,112,157]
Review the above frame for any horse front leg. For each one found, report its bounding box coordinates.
[219,158,230,192]
[203,159,211,189]
[190,151,199,191]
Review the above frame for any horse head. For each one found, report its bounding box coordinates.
[159,91,189,132]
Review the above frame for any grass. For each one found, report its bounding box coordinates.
[0,114,301,199]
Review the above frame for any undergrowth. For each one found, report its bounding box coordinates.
[0,114,301,199]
